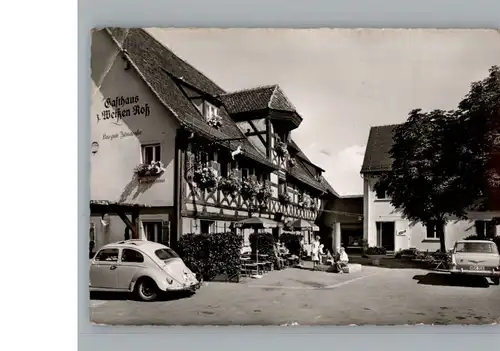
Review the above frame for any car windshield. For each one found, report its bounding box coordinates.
[455,242,498,254]
[155,248,180,260]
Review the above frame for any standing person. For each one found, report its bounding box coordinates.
[298,237,305,267]
[311,235,321,270]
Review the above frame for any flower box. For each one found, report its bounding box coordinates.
[193,165,218,192]
[206,114,223,129]
[134,161,166,177]
[274,141,289,159]
[218,170,241,196]
[278,193,291,205]
[298,193,312,208]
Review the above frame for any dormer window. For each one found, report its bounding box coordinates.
[203,102,222,129]
[204,102,219,121]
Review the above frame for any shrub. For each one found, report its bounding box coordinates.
[365,246,387,255]
[176,232,242,281]
[280,233,301,255]
[249,232,276,258]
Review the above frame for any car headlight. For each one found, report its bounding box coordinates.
[166,277,173,285]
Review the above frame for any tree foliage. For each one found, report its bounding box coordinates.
[375,66,500,252]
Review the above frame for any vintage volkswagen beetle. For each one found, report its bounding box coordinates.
[449,239,500,285]
[89,239,201,301]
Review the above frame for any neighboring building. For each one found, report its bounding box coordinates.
[90,28,338,252]
[361,124,500,252]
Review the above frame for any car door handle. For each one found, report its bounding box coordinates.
[110,265,117,270]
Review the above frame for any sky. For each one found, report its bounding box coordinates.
[147,28,500,196]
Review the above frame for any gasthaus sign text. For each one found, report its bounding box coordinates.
[96,95,151,123]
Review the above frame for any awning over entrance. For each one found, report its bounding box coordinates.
[90,200,151,239]
[288,218,319,231]
[234,217,283,230]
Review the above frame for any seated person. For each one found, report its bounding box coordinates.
[325,250,334,265]
[335,247,349,273]
[279,242,289,256]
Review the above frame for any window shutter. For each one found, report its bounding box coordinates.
[161,221,171,246]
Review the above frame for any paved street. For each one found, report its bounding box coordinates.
[90,266,500,326]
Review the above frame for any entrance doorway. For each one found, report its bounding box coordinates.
[376,221,395,251]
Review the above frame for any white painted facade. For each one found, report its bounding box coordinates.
[90,29,178,250]
[363,175,500,252]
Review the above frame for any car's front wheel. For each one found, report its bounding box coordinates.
[491,277,500,286]
[135,278,159,302]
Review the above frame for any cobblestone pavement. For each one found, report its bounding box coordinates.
[89,266,500,326]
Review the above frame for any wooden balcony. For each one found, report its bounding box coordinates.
[183,182,318,221]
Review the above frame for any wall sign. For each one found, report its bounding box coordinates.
[96,95,151,124]
[102,129,143,141]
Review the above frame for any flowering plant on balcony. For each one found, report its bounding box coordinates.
[298,193,312,208]
[217,170,241,196]
[240,178,259,200]
[309,198,317,211]
[256,183,272,209]
[278,192,291,205]
[134,161,166,177]
[287,158,297,168]
[206,114,223,130]
[193,165,218,192]
[274,141,289,159]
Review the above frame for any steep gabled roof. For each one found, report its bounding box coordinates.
[221,85,297,115]
[105,28,275,168]
[360,124,400,173]
[104,28,331,192]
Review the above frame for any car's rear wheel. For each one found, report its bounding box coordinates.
[135,278,159,302]
[492,277,500,286]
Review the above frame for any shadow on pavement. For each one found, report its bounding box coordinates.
[412,273,492,288]
[90,290,195,302]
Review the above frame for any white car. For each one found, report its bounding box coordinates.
[449,240,500,285]
[89,239,201,301]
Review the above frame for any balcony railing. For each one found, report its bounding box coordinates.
[184,183,318,220]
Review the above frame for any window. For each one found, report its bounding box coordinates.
[241,168,249,179]
[121,249,144,263]
[155,248,180,260]
[200,220,214,234]
[425,221,444,239]
[143,222,162,243]
[455,242,498,254]
[475,220,496,238]
[95,248,119,262]
[278,180,287,195]
[142,144,161,164]
[220,159,228,177]
[204,102,219,120]
[375,186,387,200]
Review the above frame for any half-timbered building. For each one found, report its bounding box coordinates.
[90,28,337,253]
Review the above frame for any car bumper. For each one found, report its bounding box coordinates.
[166,281,201,292]
[449,269,500,277]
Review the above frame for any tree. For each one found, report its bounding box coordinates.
[375,109,480,252]
[457,65,500,211]
[375,66,500,251]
